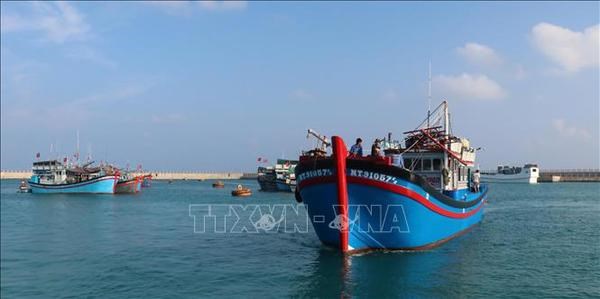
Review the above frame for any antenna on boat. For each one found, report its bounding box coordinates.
[76,129,80,164]
[427,61,432,128]
[443,100,450,136]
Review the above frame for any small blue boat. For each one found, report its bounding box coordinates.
[28,160,118,194]
[295,102,487,253]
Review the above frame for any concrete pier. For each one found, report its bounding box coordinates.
[3,169,598,182]
[539,169,600,183]
[0,170,258,180]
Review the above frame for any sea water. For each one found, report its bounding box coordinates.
[1,180,599,298]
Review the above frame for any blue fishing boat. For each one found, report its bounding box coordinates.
[295,101,487,253]
[28,160,118,194]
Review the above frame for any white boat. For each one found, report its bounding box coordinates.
[481,164,539,184]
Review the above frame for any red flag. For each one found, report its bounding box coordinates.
[36,152,40,158]
[257,157,262,162]
[63,157,68,163]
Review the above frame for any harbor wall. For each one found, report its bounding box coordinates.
[538,169,600,183]
[0,170,258,180]
[3,169,598,182]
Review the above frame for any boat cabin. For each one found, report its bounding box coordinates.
[382,101,479,199]
[31,160,67,184]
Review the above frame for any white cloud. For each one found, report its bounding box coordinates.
[151,113,187,124]
[144,1,193,15]
[290,89,314,101]
[198,1,247,11]
[144,0,247,14]
[532,22,599,73]
[65,46,117,69]
[552,119,592,141]
[456,42,503,67]
[433,73,506,100]
[381,89,400,103]
[1,2,90,43]
[514,64,527,80]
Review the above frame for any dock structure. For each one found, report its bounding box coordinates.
[0,170,258,180]
[539,169,600,183]
[2,169,597,182]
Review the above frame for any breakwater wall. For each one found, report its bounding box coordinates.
[539,169,600,183]
[0,170,258,180]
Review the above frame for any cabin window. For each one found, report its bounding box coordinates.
[532,169,537,172]
[412,159,421,171]
[403,159,412,169]
[423,159,432,171]
[433,159,441,170]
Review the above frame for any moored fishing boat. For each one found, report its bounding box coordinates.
[115,172,142,194]
[481,164,539,183]
[257,166,278,191]
[275,159,298,192]
[28,160,119,194]
[295,101,487,253]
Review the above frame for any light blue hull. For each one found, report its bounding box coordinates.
[29,176,118,194]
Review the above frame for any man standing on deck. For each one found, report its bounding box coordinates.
[349,138,363,157]
[472,169,481,192]
[371,139,382,157]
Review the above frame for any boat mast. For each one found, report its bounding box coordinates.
[427,61,432,128]
[443,101,449,137]
[76,129,80,165]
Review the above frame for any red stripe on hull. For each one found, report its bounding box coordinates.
[298,175,483,219]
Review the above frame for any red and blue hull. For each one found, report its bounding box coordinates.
[115,177,142,194]
[296,137,487,253]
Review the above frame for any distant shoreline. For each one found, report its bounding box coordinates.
[2,170,598,182]
[0,170,258,180]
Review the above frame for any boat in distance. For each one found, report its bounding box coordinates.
[115,172,142,194]
[28,160,118,194]
[481,164,539,184]
[295,101,487,253]
[256,159,298,192]
[257,166,278,191]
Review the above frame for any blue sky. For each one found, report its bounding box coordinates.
[1,1,598,171]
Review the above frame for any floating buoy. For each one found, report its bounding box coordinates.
[231,184,252,197]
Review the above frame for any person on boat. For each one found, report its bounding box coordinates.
[349,138,363,157]
[472,169,481,192]
[371,139,382,157]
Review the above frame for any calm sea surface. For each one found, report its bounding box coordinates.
[1,180,599,298]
